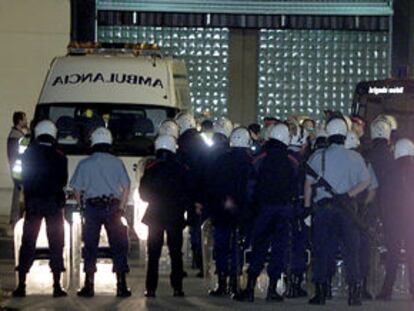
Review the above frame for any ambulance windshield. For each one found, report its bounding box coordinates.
[34,103,177,156]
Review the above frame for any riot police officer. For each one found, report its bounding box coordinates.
[304,118,371,306]
[175,112,205,276]
[237,123,296,303]
[13,120,68,298]
[345,130,379,300]
[286,121,309,299]
[139,135,189,298]
[207,127,254,298]
[70,127,131,298]
[377,138,414,300]
[363,118,393,221]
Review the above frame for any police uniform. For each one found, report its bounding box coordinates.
[14,137,68,297]
[240,138,297,302]
[70,151,131,296]
[306,143,370,305]
[286,147,308,298]
[378,156,414,299]
[176,128,205,273]
[139,148,190,297]
[207,146,254,297]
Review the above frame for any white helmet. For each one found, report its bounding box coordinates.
[214,117,233,138]
[269,123,290,146]
[158,120,179,139]
[370,119,391,140]
[343,116,352,131]
[175,112,196,135]
[91,127,113,146]
[326,118,348,137]
[345,131,360,150]
[35,120,57,139]
[394,138,414,159]
[375,114,398,131]
[155,134,177,153]
[230,127,251,148]
[315,127,328,139]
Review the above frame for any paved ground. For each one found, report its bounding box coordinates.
[1,258,413,311]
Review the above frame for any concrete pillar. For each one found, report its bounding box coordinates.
[227,29,259,125]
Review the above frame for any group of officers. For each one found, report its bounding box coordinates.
[7,109,414,307]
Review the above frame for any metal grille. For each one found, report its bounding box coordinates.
[257,29,390,122]
[98,26,229,116]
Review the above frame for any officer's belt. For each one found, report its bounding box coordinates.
[86,197,120,208]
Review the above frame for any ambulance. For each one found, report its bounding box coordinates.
[14,42,191,293]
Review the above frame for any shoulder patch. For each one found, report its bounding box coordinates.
[55,149,65,157]
[288,154,300,167]
[252,152,267,165]
[145,160,159,170]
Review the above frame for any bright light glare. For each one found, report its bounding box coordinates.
[18,145,27,155]
[201,132,214,147]
[12,160,22,174]
[14,218,70,293]
[133,189,149,240]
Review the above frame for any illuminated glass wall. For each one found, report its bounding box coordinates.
[98,26,229,117]
[257,30,390,122]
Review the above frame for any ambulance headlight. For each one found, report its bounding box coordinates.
[133,189,148,240]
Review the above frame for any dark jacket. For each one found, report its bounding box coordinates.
[252,139,297,206]
[381,157,414,234]
[176,129,205,203]
[363,138,393,216]
[208,147,254,225]
[22,141,68,207]
[139,150,190,229]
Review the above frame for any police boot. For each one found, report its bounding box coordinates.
[266,277,284,302]
[325,277,333,300]
[77,273,94,298]
[293,274,307,298]
[361,278,373,300]
[229,275,240,299]
[308,283,326,305]
[235,274,256,302]
[52,272,67,298]
[209,273,227,297]
[12,272,26,297]
[348,282,362,306]
[116,272,132,298]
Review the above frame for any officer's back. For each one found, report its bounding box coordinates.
[22,132,67,204]
[254,133,296,206]
[140,142,189,228]
[308,144,368,201]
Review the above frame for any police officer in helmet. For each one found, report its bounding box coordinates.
[139,134,189,297]
[377,138,414,300]
[71,127,131,298]
[13,120,68,298]
[305,117,371,306]
[207,127,254,299]
[237,123,296,303]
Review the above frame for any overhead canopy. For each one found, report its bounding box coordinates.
[97,0,393,16]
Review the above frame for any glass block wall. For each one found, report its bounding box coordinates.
[98,26,229,117]
[257,30,389,122]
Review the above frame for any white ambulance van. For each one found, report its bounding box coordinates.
[33,43,191,240]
